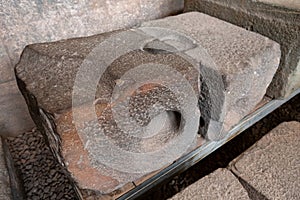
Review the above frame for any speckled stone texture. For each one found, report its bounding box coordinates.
[0,0,183,138]
[0,0,183,83]
[15,25,202,195]
[15,12,280,197]
[185,0,300,98]
[230,121,300,200]
[0,139,12,200]
[141,12,280,138]
[169,168,250,200]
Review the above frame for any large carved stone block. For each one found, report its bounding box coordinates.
[141,12,280,138]
[0,0,184,138]
[15,12,280,197]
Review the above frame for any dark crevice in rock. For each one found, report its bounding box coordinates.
[230,170,269,200]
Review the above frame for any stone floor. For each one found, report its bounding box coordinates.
[169,121,300,200]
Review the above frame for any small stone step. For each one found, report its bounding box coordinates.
[15,12,280,197]
[229,121,300,200]
[169,168,250,200]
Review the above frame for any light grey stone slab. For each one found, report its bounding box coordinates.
[169,168,250,200]
[185,0,300,98]
[230,121,300,200]
[0,0,183,83]
[0,139,12,200]
[141,12,280,139]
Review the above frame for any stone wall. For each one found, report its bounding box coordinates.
[0,0,183,83]
[185,0,300,98]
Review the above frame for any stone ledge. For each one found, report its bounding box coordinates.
[169,168,250,200]
[230,121,300,200]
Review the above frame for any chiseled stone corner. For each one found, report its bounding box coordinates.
[185,0,300,98]
[169,168,250,200]
[230,121,300,200]
[142,12,280,138]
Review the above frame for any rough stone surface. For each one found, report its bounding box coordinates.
[169,168,250,200]
[230,121,300,200]
[185,0,300,98]
[0,81,35,137]
[0,139,12,200]
[15,12,280,196]
[0,0,183,137]
[142,12,280,138]
[0,0,183,83]
[15,25,202,195]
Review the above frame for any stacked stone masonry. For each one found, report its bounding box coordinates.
[170,121,300,200]
[185,0,300,98]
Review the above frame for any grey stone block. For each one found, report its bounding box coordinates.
[0,81,35,138]
[169,168,250,200]
[15,12,280,196]
[15,26,202,195]
[0,139,12,200]
[0,0,184,136]
[185,0,300,98]
[141,12,280,138]
[230,121,300,200]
